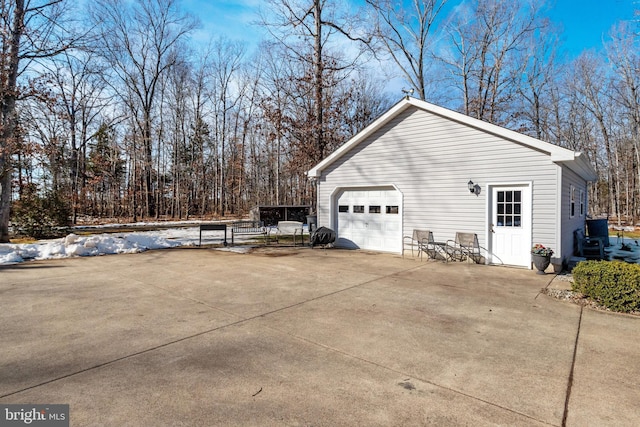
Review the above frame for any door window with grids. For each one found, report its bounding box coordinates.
[496,190,522,227]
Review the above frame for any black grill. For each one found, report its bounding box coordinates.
[310,226,336,247]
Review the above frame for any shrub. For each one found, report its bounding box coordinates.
[11,184,71,239]
[572,261,640,313]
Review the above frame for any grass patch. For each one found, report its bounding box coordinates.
[270,234,307,245]
[9,237,39,244]
[611,230,640,239]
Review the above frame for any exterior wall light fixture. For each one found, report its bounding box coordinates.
[468,180,480,196]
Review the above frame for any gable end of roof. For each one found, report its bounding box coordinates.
[307,97,597,182]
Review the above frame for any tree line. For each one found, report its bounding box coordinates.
[1,0,639,241]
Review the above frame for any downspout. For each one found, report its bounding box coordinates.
[309,175,318,227]
[555,166,564,271]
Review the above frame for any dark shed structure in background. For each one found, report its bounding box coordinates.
[250,205,312,227]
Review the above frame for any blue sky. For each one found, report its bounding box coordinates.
[183,0,265,45]
[549,0,637,54]
[183,0,637,57]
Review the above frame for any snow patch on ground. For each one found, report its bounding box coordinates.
[0,226,240,265]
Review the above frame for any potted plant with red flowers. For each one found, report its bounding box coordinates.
[531,244,554,274]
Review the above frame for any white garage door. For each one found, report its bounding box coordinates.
[335,187,402,253]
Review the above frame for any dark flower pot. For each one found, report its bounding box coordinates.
[532,253,551,274]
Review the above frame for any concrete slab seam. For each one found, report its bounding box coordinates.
[0,313,257,399]
[562,305,583,427]
[535,274,559,300]
[117,275,247,321]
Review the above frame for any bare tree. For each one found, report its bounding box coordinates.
[440,0,547,124]
[38,50,110,223]
[188,50,215,217]
[570,52,621,222]
[261,0,370,165]
[513,23,559,139]
[607,22,640,224]
[91,0,197,220]
[21,95,67,191]
[340,71,393,135]
[229,57,264,214]
[164,58,191,219]
[365,0,448,101]
[86,123,125,217]
[258,42,298,204]
[0,0,77,242]
[208,37,245,215]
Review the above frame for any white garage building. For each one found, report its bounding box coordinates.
[307,97,597,270]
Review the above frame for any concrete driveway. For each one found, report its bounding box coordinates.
[1,247,638,426]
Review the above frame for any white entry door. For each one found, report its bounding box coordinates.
[490,185,532,267]
[335,187,402,253]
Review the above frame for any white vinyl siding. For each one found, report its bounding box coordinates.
[560,167,589,263]
[317,106,561,253]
